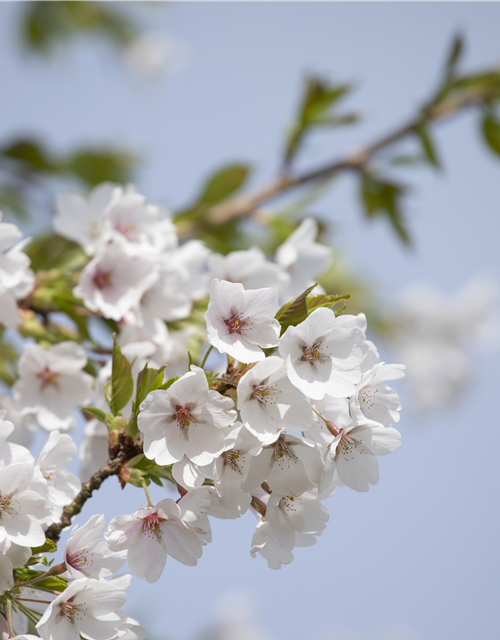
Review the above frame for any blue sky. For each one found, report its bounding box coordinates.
[1,3,499,640]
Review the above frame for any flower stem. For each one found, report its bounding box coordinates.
[311,405,340,437]
[7,599,14,637]
[142,481,153,507]
[15,597,53,605]
[200,344,214,369]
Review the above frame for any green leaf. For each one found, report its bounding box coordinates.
[2,139,57,172]
[199,164,250,205]
[306,293,350,314]
[482,112,500,156]
[31,576,69,593]
[444,34,464,83]
[285,76,351,164]
[63,148,137,186]
[416,122,441,169]
[25,234,86,272]
[135,363,166,410]
[109,335,133,415]
[30,539,57,555]
[80,406,107,423]
[360,175,411,245]
[160,376,179,390]
[27,555,51,567]
[276,283,317,335]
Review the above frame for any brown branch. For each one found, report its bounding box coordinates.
[177,84,499,238]
[45,431,143,542]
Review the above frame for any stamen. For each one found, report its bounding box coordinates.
[224,312,247,334]
[301,339,324,364]
[143,513,164,538]
[222,449,243,473]
[37,367,59,389]
[92,269,112,290]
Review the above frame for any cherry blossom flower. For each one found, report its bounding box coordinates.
[74,241,159,321]
[208,247,287,291]
[205,279,280,363]
[0,462,51,549]
[36,578,127,640]
[242,432,323,496]
[0,539,31,595]
[278,308,368,400]
[13,342,93,431]
[265,490,329,552]
[105,498,204,583]
[65,514,126,580]
[250,520,293,570]
[349,362,405,426]
[138,365,236,466]
[320,420,401,493]
[32,431,81,518]
[237,356,313,444]
[274,217,332,301]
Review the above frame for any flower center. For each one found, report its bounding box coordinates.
[252,382,280,406]
[93,268,112,290]
[279,495,299,513]
[222,449,243,473]
[301,339,325,364]
[175,405,193,432]
[114,221,137,239]
[358,387,378,410]
[143,513,164,538]
[37,367,59,389]
[224,312,247,334]
[0,494,18,517]
[60,598,83,624]
[66,549,92,570]
[273,437,298,469]
[338,432,366,459]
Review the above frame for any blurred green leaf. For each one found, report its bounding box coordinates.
[360,175,411,245]
[109,336,133,415]
[63,149,137,187]
[26,234,85,272]
[285,75,351,165]
[200,165,250,205]
[416,121,441,169]
[481,111,500,156]
[2,140,57,172]
[0,186,26,218]
[0,331,19,386]
[21,1,135,54]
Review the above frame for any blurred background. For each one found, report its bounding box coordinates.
[0,2,499,640]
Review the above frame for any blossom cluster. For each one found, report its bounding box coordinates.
[0,183,404,636]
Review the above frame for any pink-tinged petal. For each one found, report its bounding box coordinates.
[105,514,144,551]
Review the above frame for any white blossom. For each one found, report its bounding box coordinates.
[65,514,126,580]
[0,462,51,549]
[205,279,280,363]
[208,247,287,291]
[105,498,204,583]
[320,420,401,494]
[278,308,368,400]
[13,342,93,431]
[275,217,332,301]
[237,356,313,445]
[36,578,127,640]
[74,241,159,321]
[242,432,323,496]
[138,365,236,466]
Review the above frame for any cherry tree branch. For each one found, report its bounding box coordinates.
[45,432,143,542]
[178,83,499,238]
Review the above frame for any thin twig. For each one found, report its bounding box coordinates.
[45,432,143,542]
[178,85,499,238]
